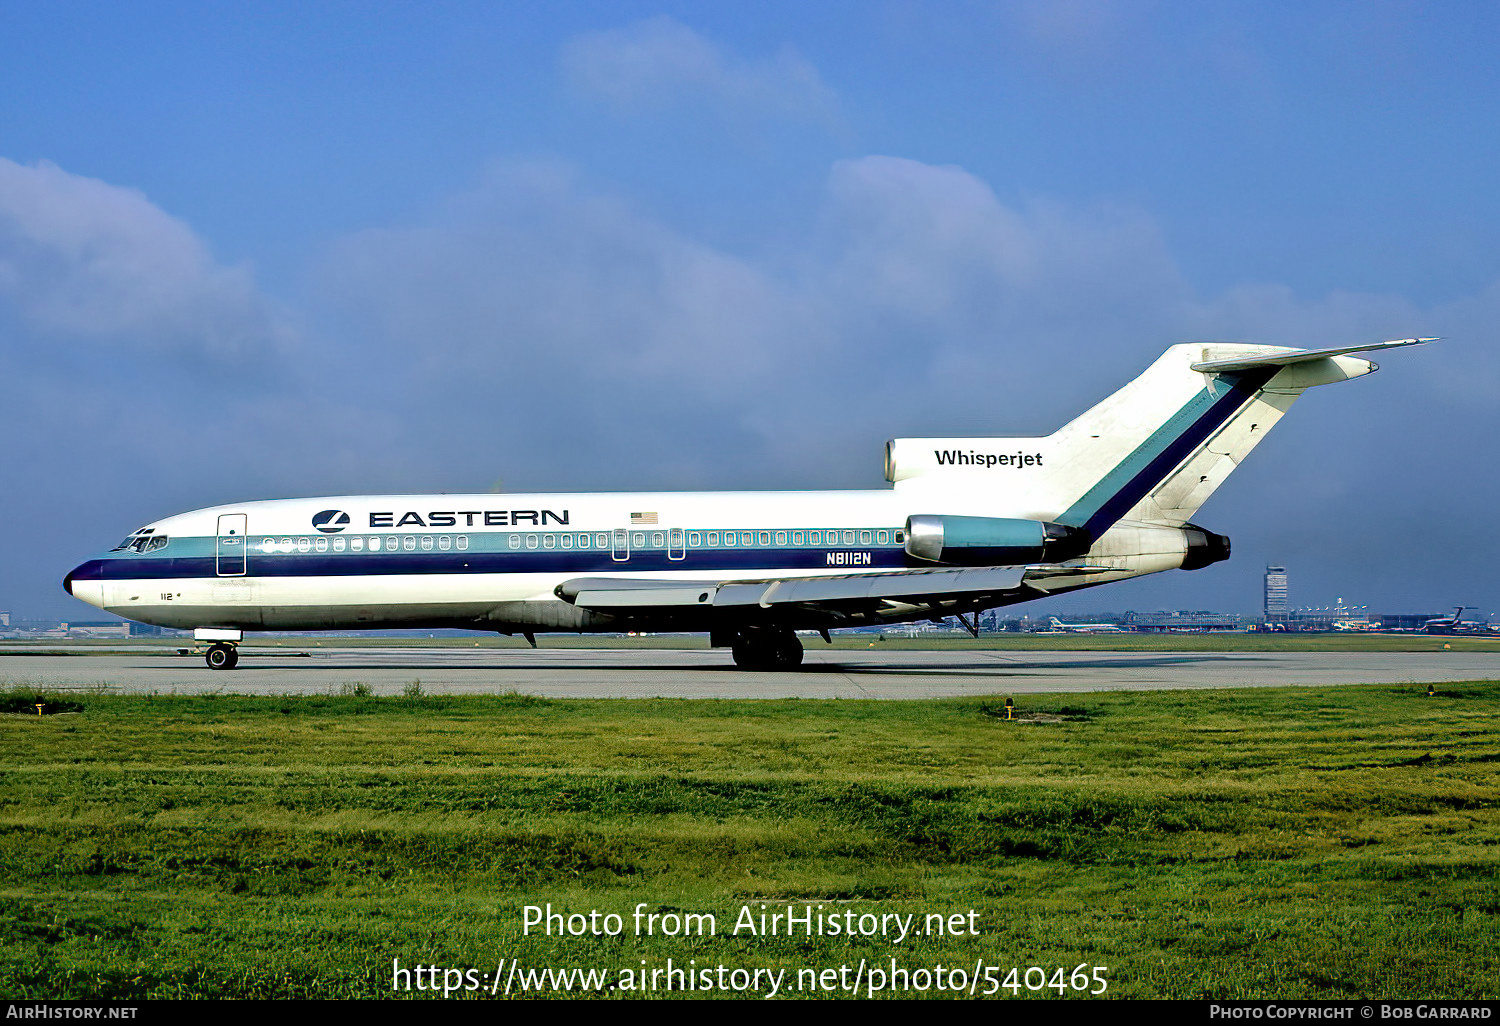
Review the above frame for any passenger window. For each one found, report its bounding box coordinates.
[860,530,872,545]
[296,537,310,553]
[775,531,786,546]
[352,537,364,552]
[632,532,645,547]
[421,536,433,551]
[651,531,664,547]
[314,537,328,552]
[438,536,451,551]
[808,531,821,545]
[877,530,888,544]
[403,536,415,551]
[708,532,720,546]
[560,534,572,549]
[688,532,701,547]
[543,534,556,549]
[508,535,521,549]
[741,532,752,547]
[758,532,770,546]
[457,536,469,550]
[843,530,855,545]
[333,537,346,552]
[792,531,804,545]
[895,530,905,544]
[723,532,736,547]
[526,534,539,549]
[595,533,608,548]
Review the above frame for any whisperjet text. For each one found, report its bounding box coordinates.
[933,450,1044,468]
[522,903,981,944]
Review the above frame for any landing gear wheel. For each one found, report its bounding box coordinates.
[205,643,239,670]
[771,631,803,669]
[730,629,803,670]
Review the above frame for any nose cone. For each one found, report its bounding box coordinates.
[63,562,106,609]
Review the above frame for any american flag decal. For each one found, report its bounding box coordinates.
[629,512,658,525]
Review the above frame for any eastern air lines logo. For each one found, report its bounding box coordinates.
[312,510,351,534]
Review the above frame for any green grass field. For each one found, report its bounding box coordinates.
[2,682,1498,1000]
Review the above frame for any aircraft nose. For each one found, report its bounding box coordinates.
[63,563,104,608]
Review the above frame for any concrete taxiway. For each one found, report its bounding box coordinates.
[3,646,1498,698]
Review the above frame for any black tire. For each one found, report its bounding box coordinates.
[224,648,239,669]
[731,637,769,670]
[205,644,236,670]
[731,630,802,671]
[772,632,803,669]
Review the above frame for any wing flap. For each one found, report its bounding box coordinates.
[1189,337,1437,374]
[557,566,1028,613]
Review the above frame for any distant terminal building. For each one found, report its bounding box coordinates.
[1378,613,1446,631]
[1264,565,1289,624]
[0,611,9,627]
[1125,610,1247,632]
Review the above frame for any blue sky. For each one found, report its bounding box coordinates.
[3,1,1497,620]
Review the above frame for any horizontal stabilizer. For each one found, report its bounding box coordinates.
[557,566,1028,612]
[1189,338,1438,374]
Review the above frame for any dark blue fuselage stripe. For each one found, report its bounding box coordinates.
[71,548,907,581]
[1056,369,1276,538]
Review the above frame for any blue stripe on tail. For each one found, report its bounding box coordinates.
[1056,368,1277,539]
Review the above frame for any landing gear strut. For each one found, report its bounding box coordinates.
[730,628,803,671]
[205,643,239,670]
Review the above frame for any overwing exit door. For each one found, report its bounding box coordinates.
[217,514,247,576]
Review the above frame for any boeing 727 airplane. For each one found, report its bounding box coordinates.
[63,338,1435,670]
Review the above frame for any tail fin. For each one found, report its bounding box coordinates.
[887,339,1433,536]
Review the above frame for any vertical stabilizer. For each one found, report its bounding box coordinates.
[887,341,1414,536]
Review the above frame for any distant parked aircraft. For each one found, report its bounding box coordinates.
[1424,606,1489,635]
[1043,617,1128,634]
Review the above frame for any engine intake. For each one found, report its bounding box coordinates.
[905,515,1091,566]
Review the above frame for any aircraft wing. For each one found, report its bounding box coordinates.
[556,565,1030,614]
[1189,337,1438,374]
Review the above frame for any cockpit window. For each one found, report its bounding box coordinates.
[111,529,166,553]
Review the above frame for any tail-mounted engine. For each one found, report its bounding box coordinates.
[905,515,1091,566]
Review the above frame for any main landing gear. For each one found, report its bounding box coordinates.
[205,643,239,670]
[730,628,803,671]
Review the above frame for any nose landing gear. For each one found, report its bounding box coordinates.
[204,643,239,670]
[730,628,803,671]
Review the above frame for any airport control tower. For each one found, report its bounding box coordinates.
[1264,566,1289,624]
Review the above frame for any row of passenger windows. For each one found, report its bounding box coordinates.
[260,535,470,554]
[256,528,904,554]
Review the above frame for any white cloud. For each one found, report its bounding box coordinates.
[561,16,839,126]
[0,158,292,356]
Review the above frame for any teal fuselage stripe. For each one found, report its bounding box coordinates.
[1055,369,1275,538]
